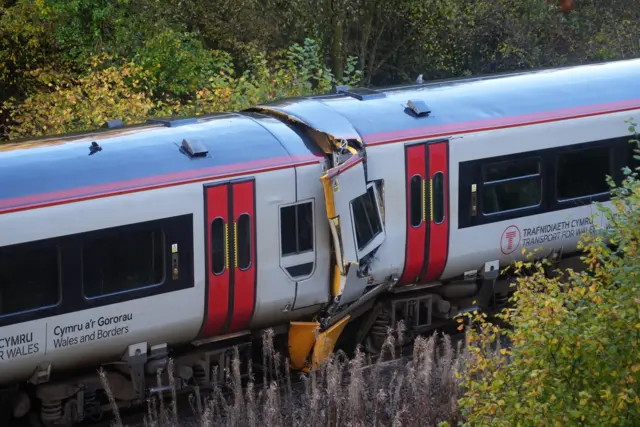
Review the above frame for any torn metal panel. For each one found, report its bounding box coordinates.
[320,153,367,265]
[247,99,364,152]
[336,261,370,306]
[311,315,350,369]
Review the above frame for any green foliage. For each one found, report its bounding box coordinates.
[0,0,638,139]
[133,29,232,101]
[3,38,359,139]
[457,122,640,425]
[3,55,156,138]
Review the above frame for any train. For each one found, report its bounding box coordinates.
[1,58,639,426]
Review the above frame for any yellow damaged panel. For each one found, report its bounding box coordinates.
[320,173,336,218]
[328,218,345,274]
[331,262,344,298]
[311,315,351,369]
[288,321,320,370]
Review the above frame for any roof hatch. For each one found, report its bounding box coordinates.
[102,119,124,129]
[148,117,198,127]
[332,86,386,101]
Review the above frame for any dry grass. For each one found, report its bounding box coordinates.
[101,322,468,427]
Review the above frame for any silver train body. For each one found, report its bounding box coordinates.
[1,58,639,425]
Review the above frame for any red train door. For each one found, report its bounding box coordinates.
[399,140,450,285]
[198,178,257,338]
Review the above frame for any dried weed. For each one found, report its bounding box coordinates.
[103,328,467,427]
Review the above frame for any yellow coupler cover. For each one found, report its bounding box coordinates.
[311,315,350,369]
[288,315,351,371]
[288,321,319,370]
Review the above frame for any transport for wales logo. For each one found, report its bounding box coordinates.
[500,225,521,255]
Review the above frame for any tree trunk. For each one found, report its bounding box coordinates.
[323,0,344,82]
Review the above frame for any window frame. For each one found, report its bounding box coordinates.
[350,182,386,260]
[0,214,194,328]
[458,136,630,229]
[81,227,167,300]
[409,174,424,228]
[278,199,316,280]
[480,156,543,217]
[236,213,252,271]
[210,216,226,276]
[554,145,613,204]
[432,171,446,225]
[280,201,315,257]
[0,240,63,319]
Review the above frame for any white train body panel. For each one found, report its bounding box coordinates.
[363,140,407,281]
[0,162,334,382]
[0,184,205,382]
[443,109,638,279]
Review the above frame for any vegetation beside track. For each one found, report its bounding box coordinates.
[1,0,639,140]
[458,122,640,426]
[99,327,468,427]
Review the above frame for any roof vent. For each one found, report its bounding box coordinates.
[331,86,386,101]
[181,138,208,158]
[406,99,431,117]
[147,117,198,127]
[102,119,124,129]
[89,141,102,155]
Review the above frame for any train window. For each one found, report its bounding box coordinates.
[352,186,383,251]
[409,175,423,227]
[0,243,60,316]
[432,172,445,224]
[483,160,539,182]
[557,146,611,200]
[83,228,165,298]
[237,214,251,270]
[482,158,541,214]
[211,218,225,275]
[280,201,314,256]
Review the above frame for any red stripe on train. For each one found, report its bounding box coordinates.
[365,99,640,145]
[0,155,321,214]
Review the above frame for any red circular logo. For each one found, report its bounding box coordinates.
[500,225,521,255]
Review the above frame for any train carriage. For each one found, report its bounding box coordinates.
[1,58,639,425]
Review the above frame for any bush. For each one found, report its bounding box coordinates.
[2,57,156,139]
[2,56,156,139]
[458,121,640,426]
[3,38,360,140]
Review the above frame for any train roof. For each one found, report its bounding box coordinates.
[1,58,639,214]
[258,58,640,145]
[0,113,324,214]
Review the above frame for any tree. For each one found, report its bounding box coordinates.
[458,120,640,425]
